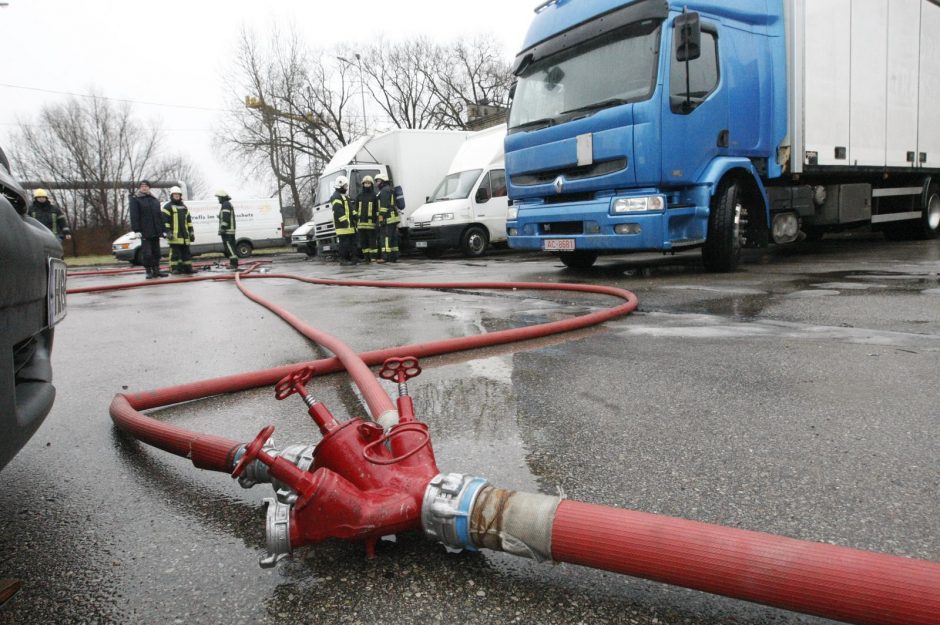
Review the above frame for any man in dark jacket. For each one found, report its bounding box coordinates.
[355,176,379,263]
[162,186,195,275]
[376,174,400,263]
[215,190,238,270]
[129,180,167,279]
[331,175,357,266]
[28,189,71,241]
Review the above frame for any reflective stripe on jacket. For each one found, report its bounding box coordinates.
[218,201,236,235]
[355,189,379,230]
[162,202,194,244]
[377,185,399,225]
[331,190,355,235]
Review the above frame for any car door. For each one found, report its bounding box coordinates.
[472,168,509,242]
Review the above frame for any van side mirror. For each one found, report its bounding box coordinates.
[675,11,701,62]
[475,187,491,203]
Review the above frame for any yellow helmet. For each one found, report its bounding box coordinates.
[362,175,374,185]
[169,186,183,196]
[33,188,49,199]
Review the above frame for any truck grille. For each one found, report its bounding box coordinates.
[511,158,628,186]
[541,221,583,235]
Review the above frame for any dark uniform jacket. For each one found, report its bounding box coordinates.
[129,192,164,239]
[331,190,355,235]
[355,188,379,229]
[377,185,399,225]
[162,199,195,244]
[218,199,236,235]
[28,201,70,237]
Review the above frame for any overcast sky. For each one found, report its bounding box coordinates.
[0,0,536,199]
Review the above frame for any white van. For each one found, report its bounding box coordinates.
[112,198,284,264]
[405,125,508,257]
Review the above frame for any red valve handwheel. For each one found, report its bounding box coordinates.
[379,356,422,382]
[274,366,316,400]
[231,425,275,478]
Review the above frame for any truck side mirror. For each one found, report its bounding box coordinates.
[475,187,491,203]
[675,12,701,62]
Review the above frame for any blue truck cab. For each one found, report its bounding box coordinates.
[504,0,940,270]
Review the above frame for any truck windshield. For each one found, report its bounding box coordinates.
[428,169,483,202]
[508,20,662,131]
[317,171,345,204]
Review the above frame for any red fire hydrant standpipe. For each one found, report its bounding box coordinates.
[77,269,940,625]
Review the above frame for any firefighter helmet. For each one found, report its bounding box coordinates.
[169,186,183,196]
[334,175,349,189]
[374,173,388,183]
[214,189,228,197]
[33,188,49,199]
[362,175,374,186]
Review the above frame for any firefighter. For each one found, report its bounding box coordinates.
[28,189,71,241]
[129,180,167,279]
[355,176,380,262]
[215,190,238,270]
[162,186,195,274]
[376,173,399,263]
[331,176,357,266]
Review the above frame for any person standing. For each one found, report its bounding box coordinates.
[376,173,400,263]
[162,186,195,275]
[355,176,380,263]
[129,180,167,279]
[215,190,238,270]
[27,189,72,241]
[331,176,357,266]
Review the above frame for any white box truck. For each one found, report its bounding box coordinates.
[405,125,509,258]
[294,129,472,257]
[112,198,284,264]
[505,0,940,271]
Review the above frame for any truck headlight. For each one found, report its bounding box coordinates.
[611,195,665,214]
[507,207,518,220]
[431,213,454,221]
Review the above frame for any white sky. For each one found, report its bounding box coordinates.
[0,0,536,199]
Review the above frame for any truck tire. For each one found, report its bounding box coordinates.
[915,185,940,239]
[559,250,598,269]
[460,226,489,257]
[702,179,743,272]
[235,240,253,258]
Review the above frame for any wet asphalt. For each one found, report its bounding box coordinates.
[1,234,938,625]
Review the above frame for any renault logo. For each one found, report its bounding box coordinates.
[553,176,565,194]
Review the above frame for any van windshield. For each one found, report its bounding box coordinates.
[428,169,483,202]
[317,171,345,204]
[508,20,662,131]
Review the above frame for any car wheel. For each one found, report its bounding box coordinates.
[702,178,744,272]
[559,251,598,269]
[460,226,489,258]
[235,240,253,258]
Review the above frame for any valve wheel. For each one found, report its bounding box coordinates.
[379,356,421,382]
[275,366,316,400]
[232,425,275,478]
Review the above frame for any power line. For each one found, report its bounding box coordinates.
[0,82,230,112]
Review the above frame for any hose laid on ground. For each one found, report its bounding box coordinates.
[74,267,940,625]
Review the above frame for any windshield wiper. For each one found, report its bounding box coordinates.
[560,98,629,117]
[510,117,556,132]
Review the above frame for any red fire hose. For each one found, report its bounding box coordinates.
[67,266,940,624]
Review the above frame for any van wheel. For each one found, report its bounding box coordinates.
[460,226,489,257]
[559,251,598,269]
[235,241,253,258]
[702,178,743,272]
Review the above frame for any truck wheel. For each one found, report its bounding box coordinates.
[460,226,489,257]
[559,251,598,269]
[915,185,940,239]
[235,240,253,258]
[702,179,743,272]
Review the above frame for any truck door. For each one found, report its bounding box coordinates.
[661,17,729,185]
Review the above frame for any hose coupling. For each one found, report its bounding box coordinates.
[421,472,489,551]
[260,497,292,568]
[235,442,315,498]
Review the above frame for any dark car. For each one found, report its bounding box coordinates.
[0,146,66,471]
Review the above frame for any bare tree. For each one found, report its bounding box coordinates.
[10,91,200,239]
[357,38,442,129]
[423,35,514,129]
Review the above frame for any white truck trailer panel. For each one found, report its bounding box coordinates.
[789,0,938,172]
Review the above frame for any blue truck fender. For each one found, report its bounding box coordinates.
[699,157,770,232]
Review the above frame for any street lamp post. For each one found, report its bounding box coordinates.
[337,54,368,135]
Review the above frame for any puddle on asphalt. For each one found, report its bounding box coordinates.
[610,311,940,351]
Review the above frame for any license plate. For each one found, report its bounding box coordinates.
[542,239,575,251]
[47,258,67,327]
[415,241,428,248]
[322,245,332,252]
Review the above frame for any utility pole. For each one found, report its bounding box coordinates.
[337,54,368,135]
